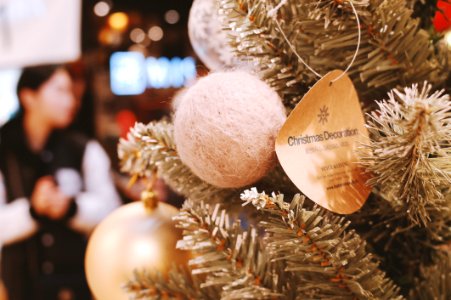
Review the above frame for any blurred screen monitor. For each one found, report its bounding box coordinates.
[146,56,196,89]
[110,52,197,95]
[110,52,147,96]
[0,69,21,126]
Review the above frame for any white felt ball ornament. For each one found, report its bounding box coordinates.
[174,71,286,188]
[188,0,237,71]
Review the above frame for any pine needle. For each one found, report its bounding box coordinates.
[220,0,447,111]
[360,83,451,225]
[118,121,236,203]
[240,188,404,299]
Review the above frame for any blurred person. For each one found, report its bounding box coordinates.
[0,65,121,300]
[66,60,96,139]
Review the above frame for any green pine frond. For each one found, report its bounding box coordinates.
[220,0,445,110]
[118,121,235,203]
[123,266,206,300]
[348,192,451,294]
[240,188,404,299]
[175,199,285,299]
[409,250,451,300]
[360,83,451,225]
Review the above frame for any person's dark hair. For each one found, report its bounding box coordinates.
[16,65,64,110]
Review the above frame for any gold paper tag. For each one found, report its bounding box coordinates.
[276,70,371,214]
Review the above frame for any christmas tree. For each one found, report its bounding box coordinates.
[88,0,451,299]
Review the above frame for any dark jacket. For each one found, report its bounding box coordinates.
[0,116,92,300]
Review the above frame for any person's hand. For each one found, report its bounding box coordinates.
[45,188,73,220]
[31,177,74,220]
[30,176,56,216]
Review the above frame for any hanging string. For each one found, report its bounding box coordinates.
[268,0,361,84]
[267,0,288,18]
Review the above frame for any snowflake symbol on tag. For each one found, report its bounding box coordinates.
[317,105,329,125]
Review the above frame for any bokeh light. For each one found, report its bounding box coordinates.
[148,26,164,42]
[93,1,110,17]
[130,28,146,43]
[445,31,451,47]
[164,10,180,24]
[108,12,129,31]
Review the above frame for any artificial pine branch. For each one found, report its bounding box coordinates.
[125,190,403,299]
[401,0,451,93]
[348,192,451,295]
[409,251,451,300]
[349,193,451,256]
[118,121,299,204]
[221,0,312,109]
[122,196,283,300]
[240,188,404,299]
[221,0,445,110]
[118,121,235,203]
[359,83,451,225]
[123,267,206,300]
[174,200,285,299]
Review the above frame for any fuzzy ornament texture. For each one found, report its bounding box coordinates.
[188,0,238,70]
[174,71,286,188]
